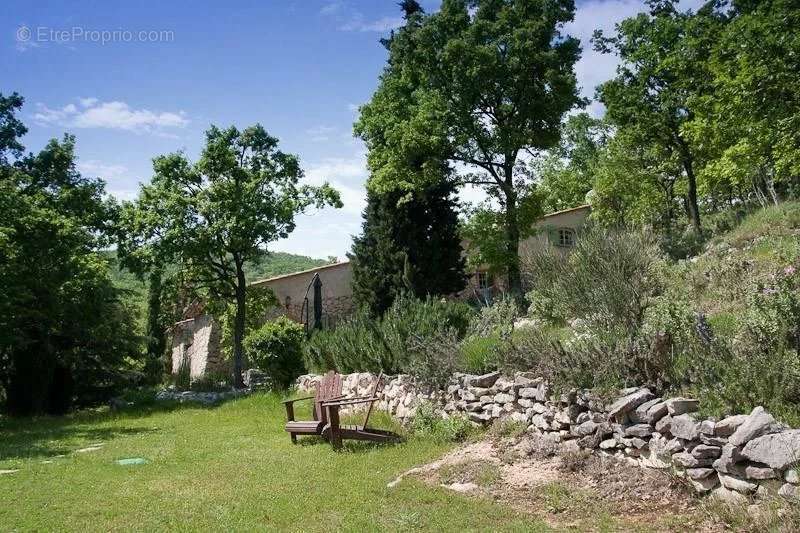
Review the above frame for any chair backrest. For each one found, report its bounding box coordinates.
[313,371,342,423]
[362,373,385,428]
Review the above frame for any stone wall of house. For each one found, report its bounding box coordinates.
[170,315,226,379]
[295,371,800,504]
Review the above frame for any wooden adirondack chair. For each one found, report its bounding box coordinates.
[283,371,343,444]
[320,373,403,450]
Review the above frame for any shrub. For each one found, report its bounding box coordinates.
[410,402,474,443]
[460,334,502,374]
[189,370,232,392]
[523,225,665,336]
[674,264,800,424]
[304,296,475,378]
[172,354,191,391]
[244,317,305,389]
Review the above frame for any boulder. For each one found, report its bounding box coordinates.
[741,429,800,470]
[665,397,700,416]
[518,398,534,408]
[785,469,800,484]
[713,444,744,474]
[467,371,500,388]
[686,467,715,480]
[712,485,749,506]
[691,444,722,459]
[729,406,782,446]
[744,464,778,480]
[670,414,700,441]
[599,438,617,450]
[630,398,662,424]
[714,414,749,437]
[689,473,720,493]
[493,392,515,404]
[630,437,648,449]
[513,372,538,387]
[779,483,800,501]
[655,415,672,434]
[607,388,654,419]
[672,452,714,468]
[574,420,598,437]
[624,424,653,438]
[719,474,758,494]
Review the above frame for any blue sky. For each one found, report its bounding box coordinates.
[3,0,702,260]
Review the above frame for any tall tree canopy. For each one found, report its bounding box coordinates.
[355,0,582,304]
[350,181,466,317]
[594,0,726,234]
[119,125,341,387]
[0,94,140,415]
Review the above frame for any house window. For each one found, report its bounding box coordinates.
[477,271,492,290]
[557,228,576,247]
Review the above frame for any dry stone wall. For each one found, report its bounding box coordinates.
[295,371,800,503]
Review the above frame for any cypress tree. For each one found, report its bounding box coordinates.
[349,181,466,316]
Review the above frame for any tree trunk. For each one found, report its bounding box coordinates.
[232,264,247,389]
[502,187,524,308]
[682,158,702,234]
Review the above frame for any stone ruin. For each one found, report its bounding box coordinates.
[170,314,226,380]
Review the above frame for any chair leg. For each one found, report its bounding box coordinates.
[326,405,342,450]
[290,433,297,444]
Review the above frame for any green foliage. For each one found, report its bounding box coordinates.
[460,335,502,375]
[189,370,232,393]
[118,124,341,387]
[410,402,474,443]
[350,182,466,317]
[524,225,665,336]
[536,113,610,213]
[304,296,474,381]
[213,285,278,361]
[243,317,305,389]
[172,355,191,392]
[243,251,331,281]
[0,95,142,415]
[356,0,582,301]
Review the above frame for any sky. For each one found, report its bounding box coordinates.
[2,0,703,260]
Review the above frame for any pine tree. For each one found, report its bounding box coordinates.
[349,181,466,316]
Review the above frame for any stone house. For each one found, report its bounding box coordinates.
[170,204,590,377]
[250,261,354,329]
[458,204,591,303]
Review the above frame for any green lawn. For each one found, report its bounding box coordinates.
[0,393,547,532]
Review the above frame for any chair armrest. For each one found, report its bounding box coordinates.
[322,396,380,407]
[282,395,314,405]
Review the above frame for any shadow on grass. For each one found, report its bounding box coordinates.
[0,392,261,463]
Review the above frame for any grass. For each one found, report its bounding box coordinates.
[677,200,800,316]
[0,393,549,532]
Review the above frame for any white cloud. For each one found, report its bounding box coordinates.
[320,1,403,32]
[76,160,141,202]
[304,155,368,216]
[33,98,188,134]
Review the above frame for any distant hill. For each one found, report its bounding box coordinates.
[102,250,331,329]
[244,252,332,282]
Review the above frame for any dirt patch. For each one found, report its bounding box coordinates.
[392,432,722,531]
